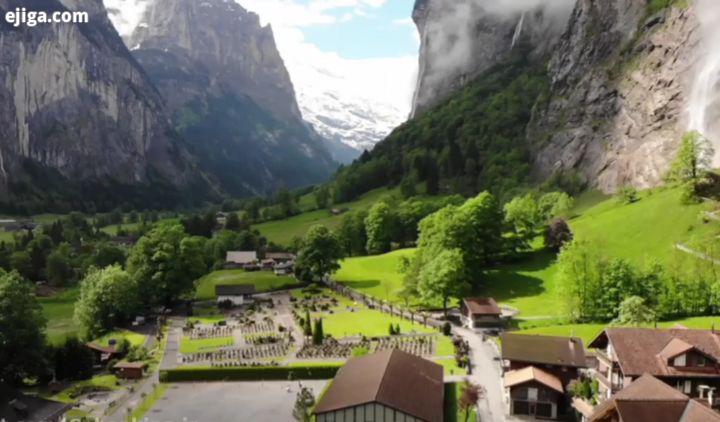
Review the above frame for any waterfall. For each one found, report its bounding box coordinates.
[688,0,720,165]
[511,12,525,49]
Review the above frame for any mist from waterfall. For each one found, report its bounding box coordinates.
[689,0,720,165]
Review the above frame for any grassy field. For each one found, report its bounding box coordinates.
[319,308,434,338]
[179,336,234,354]
[93,330,147,348]
[130,383,169,422]
[50,374,119,403]
[515,316,720,345]
[39,288,80,344]
[335,249,416,304]
[253,187,401,245]
[195,270,298,300]
[334,186,720,319]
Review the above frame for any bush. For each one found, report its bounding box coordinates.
[442,322,452,336]
[159,364,342,382]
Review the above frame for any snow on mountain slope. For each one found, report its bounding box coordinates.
[103,0,150,39]
[105,0,417,156]
[291,55,415,152]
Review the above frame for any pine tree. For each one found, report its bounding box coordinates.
[313,319,324,345]
[303,310,312,337]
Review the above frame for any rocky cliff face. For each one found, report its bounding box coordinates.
[412,0,704,192]
[126,0,335,195]
[411,0,574,117]
[529,1,697,191]
[0,0,201,208]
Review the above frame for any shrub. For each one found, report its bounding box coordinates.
[159,364,342,382]
[442,322,452,336]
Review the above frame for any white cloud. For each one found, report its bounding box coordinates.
[238,0,418,148]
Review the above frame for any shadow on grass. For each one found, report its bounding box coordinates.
[481,249,556,302]
[338,279,382,289]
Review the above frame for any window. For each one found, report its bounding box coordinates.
[698,356,706,367]
[528,388,538,401]
[684,380,692,394]
[674,354,687,367]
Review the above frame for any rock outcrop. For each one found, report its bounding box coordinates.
[126,0,335,196]
[529,1,697,191]
[411,0,574,117]
[0,0,202,207]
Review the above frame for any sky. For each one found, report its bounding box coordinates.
[238,0,419,114]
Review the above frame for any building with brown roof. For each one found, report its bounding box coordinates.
[460,297,502,328]
[114,361,147,380]
[313,349,444,422]
[501,333,587,386]
[215,284,256,306]
[504,366,564,419]
[589,373,720,422]
[224,251,258,268]
[588,327,720,400]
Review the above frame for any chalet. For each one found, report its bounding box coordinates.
[588,374,720,422]
[114,361,147,380]
[261,259,276,270]
[313,349,444,422]
[274,261,294,276]
[85,342,120,363]
[224,251,258,268]
[215,284,256,306]
[501,333,587,419]
[460,297,502,328]
[265,252,296,262]
[589,327,720,400]
[501,333,588,386]
[0,384,71,422]
[504,366,564,419]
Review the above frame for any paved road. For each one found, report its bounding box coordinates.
[453,327,511,422]
[143,380,329,422]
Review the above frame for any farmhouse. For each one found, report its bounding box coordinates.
[504,366,564,420]
[588,373,720,422]
[215,284,256,306]
[501,333,587,419]
[313,349,444,422]
[501,333,587,386]
[274,261,294,275]
[85,342,120,363]
[225,251,258,268]
[265,252,296,262]
[460,297,502,328]
[0,384,71,422]
[589,327,720,400]
[114,361,147,380]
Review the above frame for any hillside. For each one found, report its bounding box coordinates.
[334,186,720,318]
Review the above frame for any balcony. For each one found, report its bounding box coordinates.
[594,371,624,394]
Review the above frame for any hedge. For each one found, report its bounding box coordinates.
[160,364,342,382]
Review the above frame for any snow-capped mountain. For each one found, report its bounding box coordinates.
[105,0,416,161]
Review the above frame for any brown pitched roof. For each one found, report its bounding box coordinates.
[463,297,501,316]
[114,361,147,369]
[589,374,720,422]
[501,333,587,368]
[504,366,563,393]
[589,328,720,377]
[313,349,444,422]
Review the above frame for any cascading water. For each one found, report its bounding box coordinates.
[511,12,525,49]
[688,0,720,165]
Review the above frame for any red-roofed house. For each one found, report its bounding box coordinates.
[589,327,720,401]
[460,297,502,328]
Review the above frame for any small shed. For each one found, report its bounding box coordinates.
[114,361,147,380]
[215,284,256,306]
[85,342,120,363]
[461,297,502,328]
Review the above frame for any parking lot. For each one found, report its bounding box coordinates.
[143,380,329,422]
